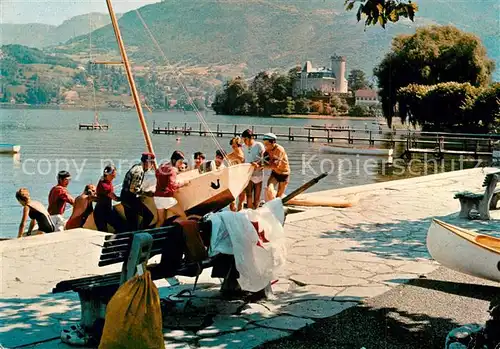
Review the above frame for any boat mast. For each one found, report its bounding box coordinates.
[105,0,157,169]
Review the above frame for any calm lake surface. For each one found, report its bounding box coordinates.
[0,108,481,237]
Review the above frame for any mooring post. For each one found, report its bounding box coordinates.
[217,124,221,137]
[308,129,311,142]
[327,129,331,143]
[234,124,237,136]
[369,131,374,146]
[348,130,353,144]
[167,122,170,134]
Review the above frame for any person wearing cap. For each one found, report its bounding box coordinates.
[154,150,190,227]
[48,170,75,216]
[94,165,124,232]
[261,133,290,201]
[120,152,156,231]
[241,129,265,210]
[48,170,75,231]
[65,184,97,230]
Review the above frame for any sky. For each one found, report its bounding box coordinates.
[1,0,160,25]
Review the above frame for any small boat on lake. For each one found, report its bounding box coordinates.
[0,144,21,154]
[320,144,393,156]
[426,219,500,283]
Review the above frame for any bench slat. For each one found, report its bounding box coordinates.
[103,226,179,242]
[102,231,175,249]
[53,272,121,292]
[98,246,166,266]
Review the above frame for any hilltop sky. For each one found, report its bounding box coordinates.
[1,0,159,25]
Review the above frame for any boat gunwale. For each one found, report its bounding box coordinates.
[431,218,500,255]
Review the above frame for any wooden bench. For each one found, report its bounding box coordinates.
[53,221,217,341]
[454,171,500,220]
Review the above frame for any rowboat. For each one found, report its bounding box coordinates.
[0,144,21,154]
[83,163,253,230]
[426,219,500,283]
[320,144,393,156]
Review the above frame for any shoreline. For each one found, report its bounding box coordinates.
[0,104,384,122]
[271,114,382,121]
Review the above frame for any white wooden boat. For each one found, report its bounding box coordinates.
[0,144,20,154]
[426,219,500,283]
[83,163,253,230]
[320,144,393,156]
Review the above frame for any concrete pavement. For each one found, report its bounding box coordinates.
[1,167,499,348]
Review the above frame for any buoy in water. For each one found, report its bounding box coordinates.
[176,137,181,142]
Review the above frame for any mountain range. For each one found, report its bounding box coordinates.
[0,13,120,48]
[2,0,499,80]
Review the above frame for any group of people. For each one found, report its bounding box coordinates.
[15,129,290,238]
[235,130,291,210]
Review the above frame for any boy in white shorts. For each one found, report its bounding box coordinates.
[241,129,265,210]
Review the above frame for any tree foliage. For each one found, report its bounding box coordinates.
[347,69,371,92]
[374,25,496,126]
[344,0,418,28]
[212,70,355,116]
[397,82,500,132]
[1,44,77,68]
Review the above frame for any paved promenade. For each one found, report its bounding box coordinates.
[1,167,499,348]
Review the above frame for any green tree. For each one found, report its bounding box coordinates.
[295,98,310,114]
[271,74,292,101]
[374,25,495,126]
[331,95,349,113]
[250,72,274,115]
[344,0,418,28]
[349,105,369,117]
[397,82,499,132]
[347,69,370,92]
[212,77,251,115]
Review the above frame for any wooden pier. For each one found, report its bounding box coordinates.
[152,121,392,144]
[79,123,109,130]
[151,121,500,159]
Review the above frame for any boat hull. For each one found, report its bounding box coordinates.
[426,219,500,283]
[320,145,393,156]
[0,144,20,154]
[83,163,253,230]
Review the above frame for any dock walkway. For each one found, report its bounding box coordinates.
[153,121,499,158]
[1,168,500,348]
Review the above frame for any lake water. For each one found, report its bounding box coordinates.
[0,108,480,237]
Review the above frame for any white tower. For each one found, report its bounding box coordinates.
[331,55,347,93]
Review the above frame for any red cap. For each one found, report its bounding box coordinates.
[141,152,156,162]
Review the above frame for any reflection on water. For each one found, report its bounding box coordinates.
[0,108,492,237]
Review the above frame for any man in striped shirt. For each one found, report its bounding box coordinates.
[120,152,156,231]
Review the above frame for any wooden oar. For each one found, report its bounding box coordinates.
[282,172,328,205]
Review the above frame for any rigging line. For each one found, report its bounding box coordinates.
[132,9,230,162]
[88,12,99,123]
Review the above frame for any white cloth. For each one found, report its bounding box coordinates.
[141,170,157,193]
[50,214,67,232]
[243,142,264,182]
[207,198,286,292]
[154,196,178,209]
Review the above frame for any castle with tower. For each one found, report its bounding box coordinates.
[293,55,348,96]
